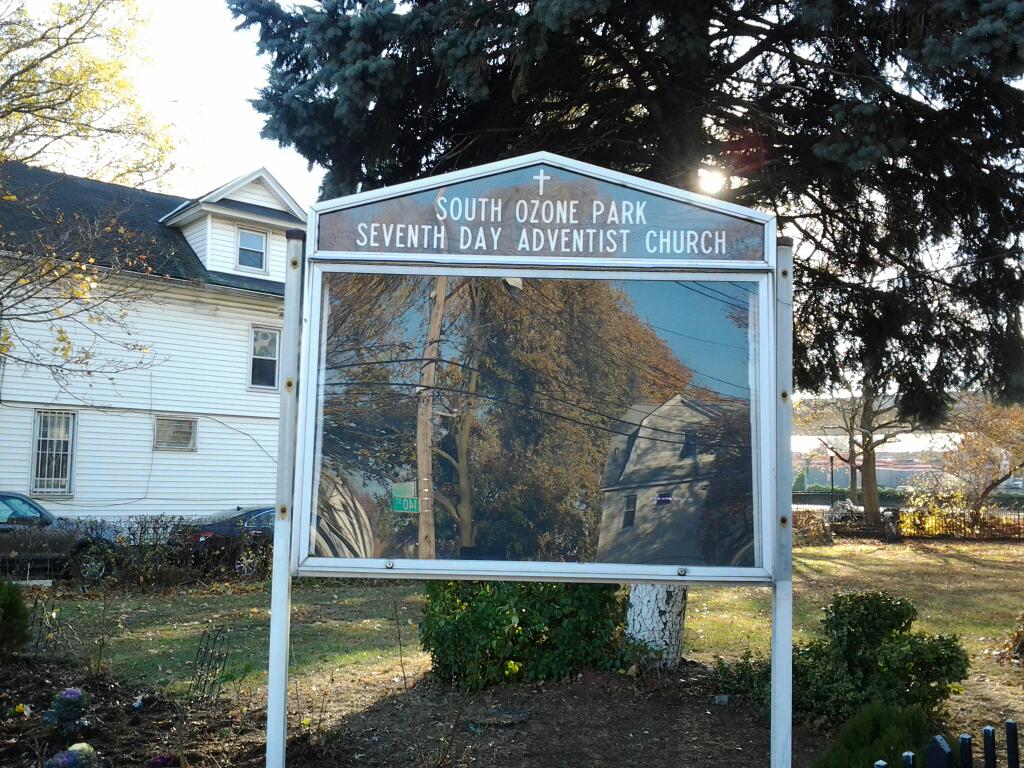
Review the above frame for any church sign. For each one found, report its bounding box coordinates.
[293,153,781,583]
[314,158,767,264]
[267,153,795,768]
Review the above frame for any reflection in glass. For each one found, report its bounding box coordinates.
[310,274,759,568]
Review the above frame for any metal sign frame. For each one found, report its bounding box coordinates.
[265,152,794,768]
[293,264,773,584]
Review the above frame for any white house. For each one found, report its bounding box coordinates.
[0,163,305,520]
[596,395,755,567]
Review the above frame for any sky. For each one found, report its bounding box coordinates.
[623,280,754,399]
[131,1,325,209]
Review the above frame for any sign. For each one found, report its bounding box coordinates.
[293,153,779,583]
[316,159,766,263]
[391,481,419,514]
[267,152,794,768]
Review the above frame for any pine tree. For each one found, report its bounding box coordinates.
[228,0,1024,422]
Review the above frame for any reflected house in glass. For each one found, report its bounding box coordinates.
[596,395,754,567]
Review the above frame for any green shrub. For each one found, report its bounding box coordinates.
[811,701,934,768]
[804,483,847,496]
[713,590,969,726]
[0,581,30,655]
[821,591,916,656]
[420,581,623,690]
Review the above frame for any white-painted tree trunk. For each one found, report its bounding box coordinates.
[626,583,688,669]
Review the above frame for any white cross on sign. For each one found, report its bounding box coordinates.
[532,168,550,195]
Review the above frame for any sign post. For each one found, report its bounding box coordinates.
[771,237,795,768]
[266,228,304,768]
[266,153,793,767]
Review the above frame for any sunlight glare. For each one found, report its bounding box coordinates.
[699,169,727,194]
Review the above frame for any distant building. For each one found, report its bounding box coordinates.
[595,395,755,568]
[0,163,306,519]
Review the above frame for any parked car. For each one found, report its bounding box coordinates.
[177,505,275,577]
[0,492,123,580]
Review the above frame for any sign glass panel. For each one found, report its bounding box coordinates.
[307,271,762,569]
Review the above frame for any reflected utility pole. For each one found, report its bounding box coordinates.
[417,275,447,559]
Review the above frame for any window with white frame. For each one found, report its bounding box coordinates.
[31,410,76,495]
[250,327,280,388]
[622,494,637,529]
[237,228,267,271]
[153,416,198,451]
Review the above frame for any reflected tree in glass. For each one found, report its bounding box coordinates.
[313,274,757,568]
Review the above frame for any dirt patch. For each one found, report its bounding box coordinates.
[339,666,824,767]
[1,657,826,768]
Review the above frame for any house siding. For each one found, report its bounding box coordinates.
[207,216,287,283]
[0,406,276,519]
[0,284,282,519]
[595,396,757,568]
[181,216,209,266]
[228,179,288,211]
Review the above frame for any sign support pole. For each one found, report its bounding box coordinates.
[266,229,305,768]
[771,237,795,768]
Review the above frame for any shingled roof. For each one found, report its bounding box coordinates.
[0,162,284,297]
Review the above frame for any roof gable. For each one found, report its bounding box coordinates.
[195,168,305,221]
[159,168,306,229]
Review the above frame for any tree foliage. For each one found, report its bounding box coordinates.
[0,207,159,384]
[0,0,172,185]
[0,1,176,385]
[945,396,1024,513]
[228,0,1024,422]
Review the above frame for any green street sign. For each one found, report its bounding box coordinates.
[392,497,420,513]
[392,481,419,514]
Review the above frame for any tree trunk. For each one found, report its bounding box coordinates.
[416,276,447,559]
[626,584,688,669]
[654,7,712,189]
[857,387,881,524]
[861,440,881,525]
[456,369,478,551]
[971,464,1024,524]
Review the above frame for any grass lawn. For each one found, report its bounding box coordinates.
[687,540,1024,732]
[50,541,1023,732]
[52,579,426,693]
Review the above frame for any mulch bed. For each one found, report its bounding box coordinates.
[1,656,823,767]
[341,665,825,767]
[0,658,266,768]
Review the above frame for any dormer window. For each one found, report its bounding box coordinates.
[238,228,267,271]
